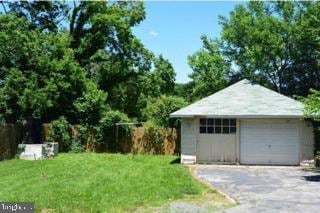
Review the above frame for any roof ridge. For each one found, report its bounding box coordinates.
[171,79,251,113]
[205,79,250,98]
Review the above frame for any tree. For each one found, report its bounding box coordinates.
[69,1,147,66]
[73,81,107,126]
[188,35,230,100]
[152,55,176,95]
[219,1,320,96]
[288,2,320,96]
[174,82,194,103]
[1,1,159,121]
[138,54,176,97]
[5,1,68,32]
[142,95,188,128]
[68,1,154,118]
[0,14,100,123]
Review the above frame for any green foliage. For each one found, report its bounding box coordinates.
[301,89,320,120]
[48,117,72,151]
[48,118,95,152]
[142,124,165,154]
[302,90,320,155]
[96,110,132,145]
[188,36,230,100]
[73,81,107,125]
[174,82,194,103]
[0,14,89,122]
[71,125,87,153]
[0,2,180,131]
[142,95,188,128]
[183,1,320,104]
[68,1,153,119]
[152,55,176,95]
[218,1,320,96]
[69,1,147,66]
[100,110,131,126]
[6,1,68,32]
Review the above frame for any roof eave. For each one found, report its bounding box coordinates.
[169,114,194,118]
[169,114,304,119]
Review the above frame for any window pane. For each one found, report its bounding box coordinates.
[230,127,236,133]
[215,119,221,126]
[200,126,206,133]
[223,119,229,126]
[223,127,229,134]
[200,118,206,125]
[215,126,221,133]
[207,126,214,133]
[230,119,236,126]
[207,118,214,125]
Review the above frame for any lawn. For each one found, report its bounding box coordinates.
[0,153,232,212]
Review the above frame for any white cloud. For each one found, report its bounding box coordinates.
[149,31,159,37]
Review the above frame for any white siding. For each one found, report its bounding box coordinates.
[181,118,196,164]
[180,118,314,165]
[300,120,314,161]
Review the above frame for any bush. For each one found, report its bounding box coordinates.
[99,110,131,126]
[302,89,320,121]
[96,110,131,151]
[48,116,72,151]
[71,125,88,153]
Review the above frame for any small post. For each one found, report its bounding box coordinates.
[116,124,119,153]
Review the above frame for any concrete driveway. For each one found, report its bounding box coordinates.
[195,165,320,213]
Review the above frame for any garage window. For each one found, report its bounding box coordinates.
[199,118,236,134]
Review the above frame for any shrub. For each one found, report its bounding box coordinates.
[96,110,132,147]
[141,121,165,154]
[302,89,320,121]
[71,125,87,153]
[48,116,72,151]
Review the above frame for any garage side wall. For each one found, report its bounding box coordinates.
[300,120,314,161]
[181,118,196,164]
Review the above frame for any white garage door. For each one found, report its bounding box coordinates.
[240,121,300,165]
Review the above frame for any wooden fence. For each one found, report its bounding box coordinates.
[116,127,180,155]
[0,124,23,160]
[43,125,180,155]
[0,124,180,160]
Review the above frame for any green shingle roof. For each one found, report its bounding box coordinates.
[170,79,304,118]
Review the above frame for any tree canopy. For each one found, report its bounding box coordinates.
[0,1,181,127]
[188,35,229,100]
[1,0,320,133]
[187,1,320,101]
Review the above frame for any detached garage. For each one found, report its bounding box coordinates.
[170,79,314,165]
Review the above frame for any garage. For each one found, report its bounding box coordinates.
[171,79,314,165]
[240,120,300,165]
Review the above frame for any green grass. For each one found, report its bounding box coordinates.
[0,153,226,212]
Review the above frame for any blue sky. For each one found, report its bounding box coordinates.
[133,1,243,83]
